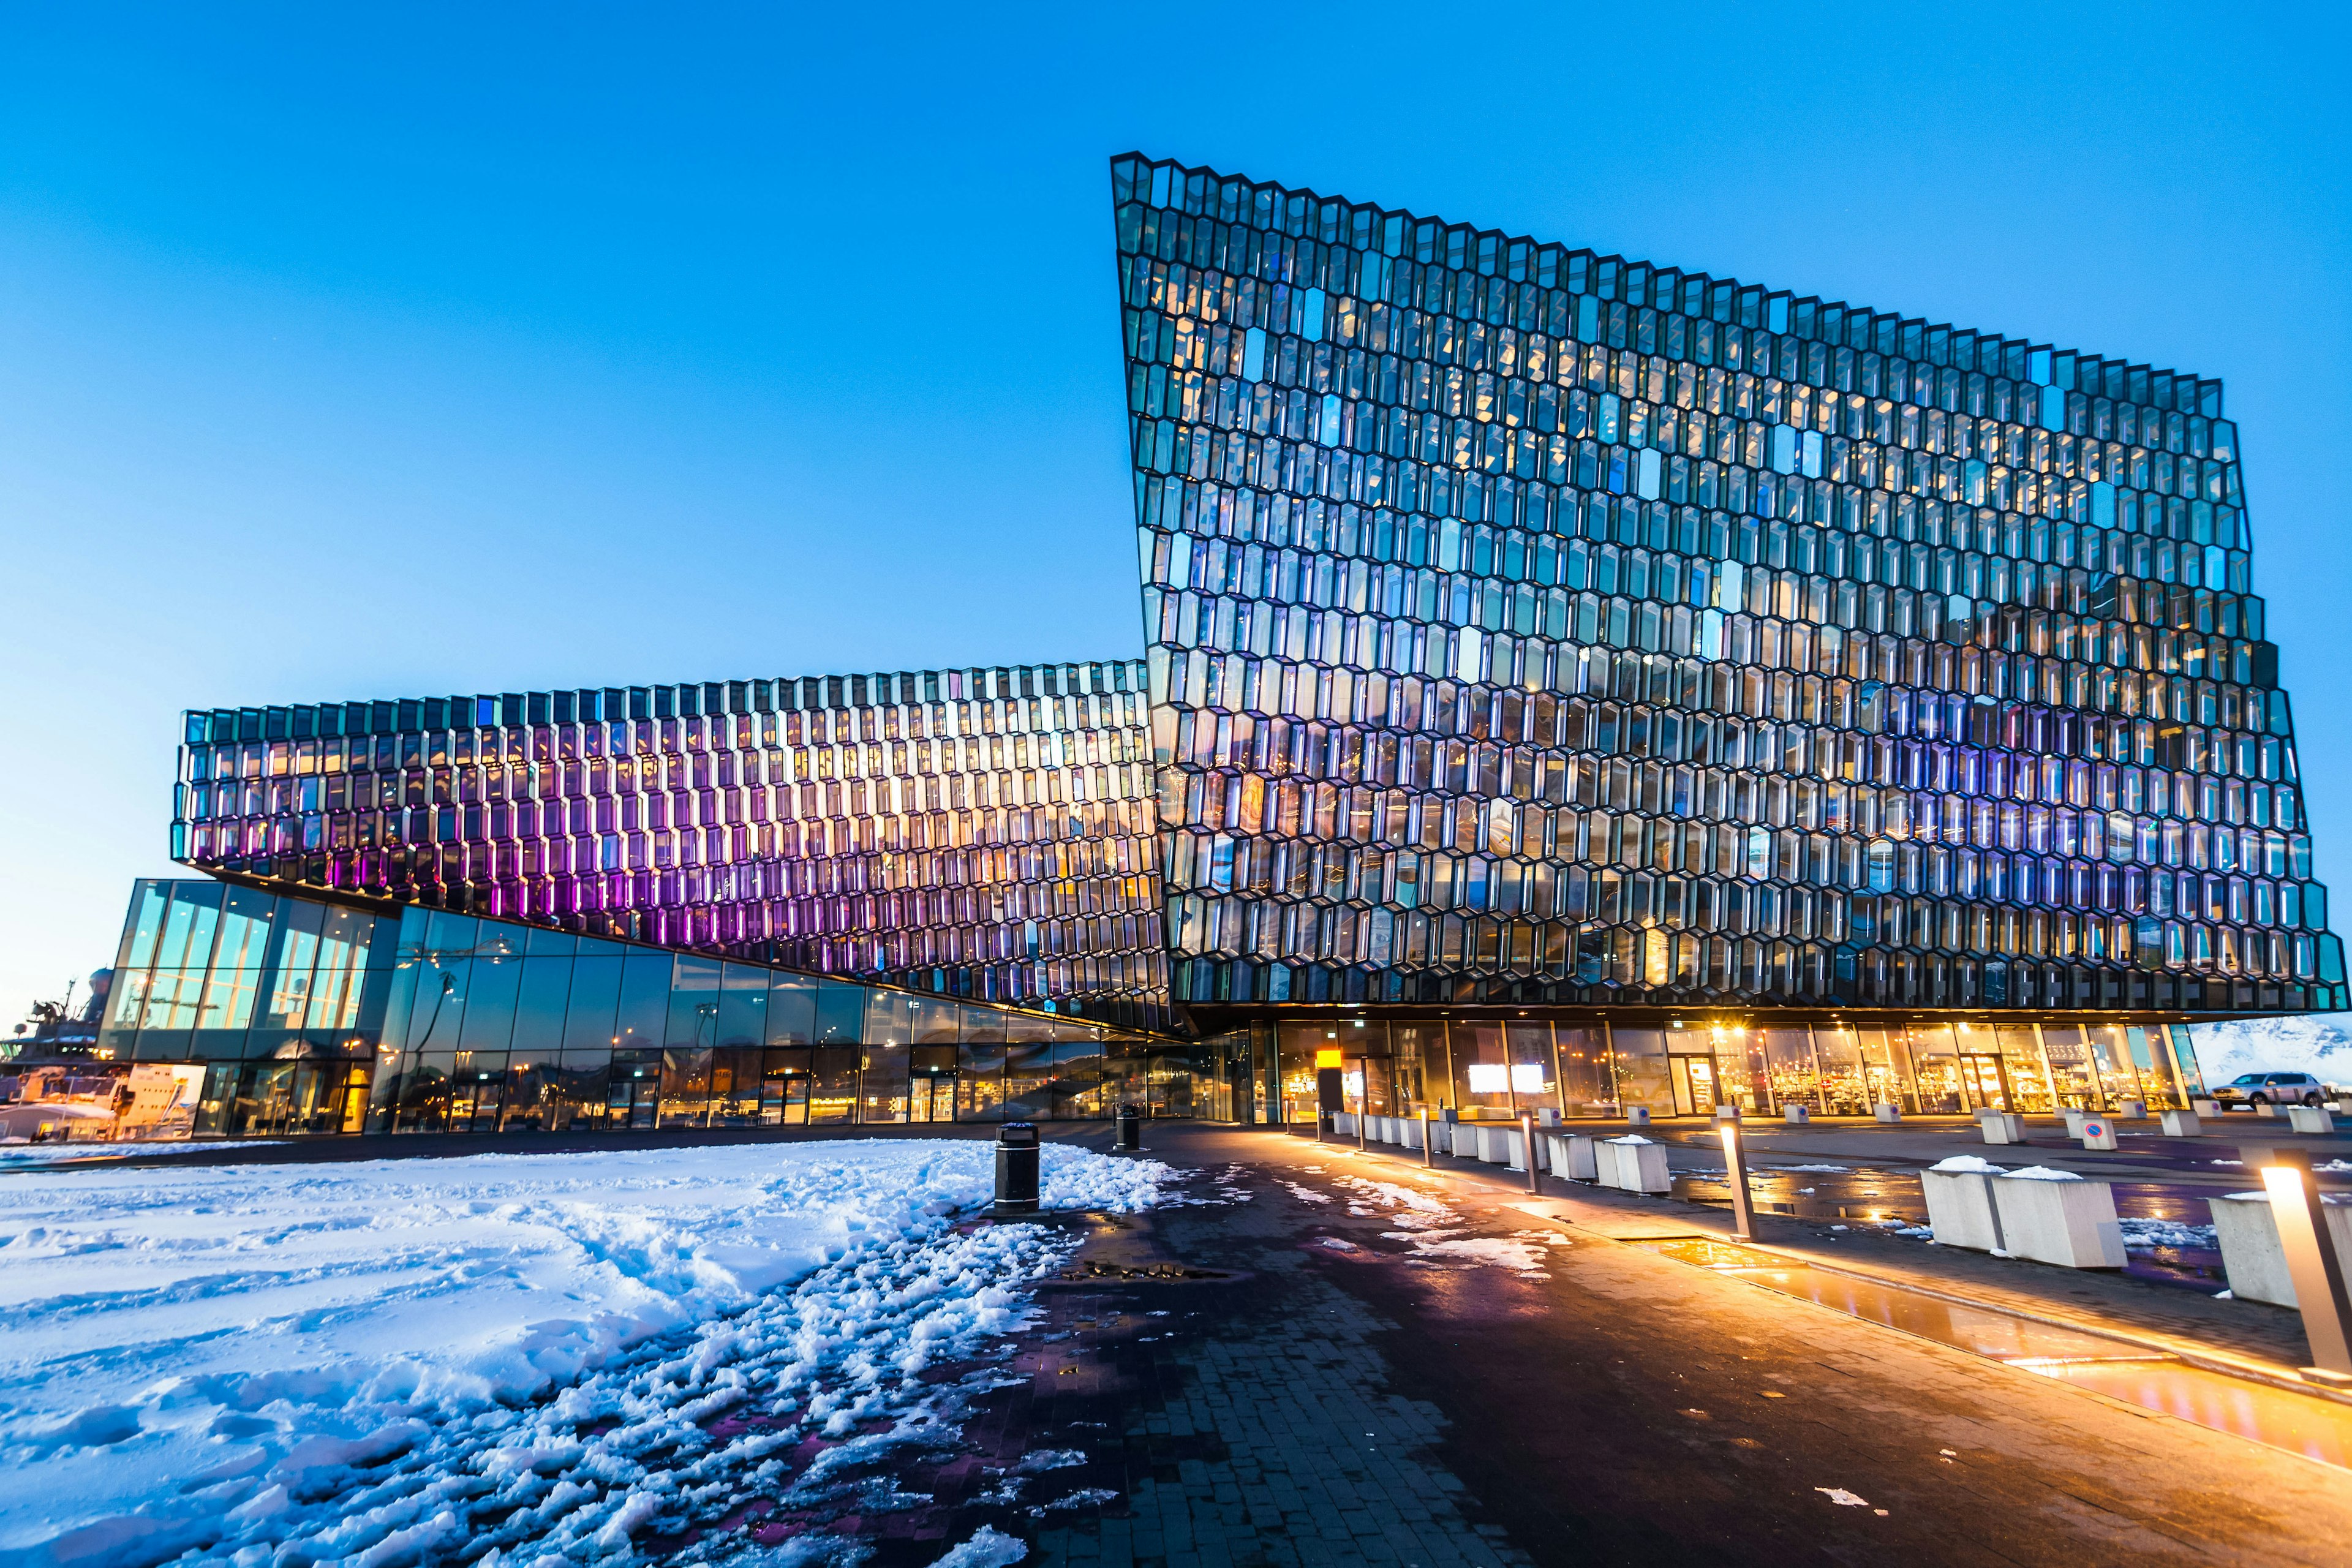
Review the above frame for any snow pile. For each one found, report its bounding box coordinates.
[0,1139,1170,1565]
[2000,1166,2086,1181]
[2117,1217,2217,1251]
[1929,1156,2007,1174]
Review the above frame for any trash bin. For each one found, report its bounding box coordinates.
[1114,1102,1143,1153]
[995,1123,1041,1214]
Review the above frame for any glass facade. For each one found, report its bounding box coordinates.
[60,880,1213,1138]
[34,154,2331,1139]
[1241,1013,2202,1126]
[170,662,1170,1030]
[1115,154,2344,1019]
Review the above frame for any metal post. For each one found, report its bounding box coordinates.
[1420,1107,1433,1168]
[1720,1121,1756,1242]
[1521,1110,1539,1194]
[1356,1060,1368,1152]
[2255,1147,2352,1381]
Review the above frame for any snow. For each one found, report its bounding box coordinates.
[933,1524,1029,1566]
[2192,1015,2352,1087]
[1998,1166,2084,1181]
[1929,1156,2007,1174]
[2117,1218,2217,1251]
[0,1139,1172,1566]
[1766,1164,1852,1174]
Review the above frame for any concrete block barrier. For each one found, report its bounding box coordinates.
[1474,1125,1514,1164]
[1921,1158,2008,1251]
[1991,1170,2126,1268]
[2062,1109,2089,1139]
[1450,1125,1480,1159]
[2079,1117,2119,1152]
[1625,1106,1652,1127]
[1547,1133,1597,1181]
[2287,1105,2335,1134]
[1874,1102,1902,1123]
[1400,1117,1424,1150]
[1783,1106,1811,1125]
[1978,1111,2027,1144]
[2192,1098,2221,1117]
[2119,1099,2147,1120]
[2160,1109,2201,1136]
[2211,1191,2352,1308]
[1600,1136,1670,1194]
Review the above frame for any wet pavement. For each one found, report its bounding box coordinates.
[796,1123,2352,1567]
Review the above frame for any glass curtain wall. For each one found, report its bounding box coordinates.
[1234,1012,2207,1123]
[67,881,1203,1139]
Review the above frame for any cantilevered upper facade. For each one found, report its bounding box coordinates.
[172,662,1173,1030]
[1115,153,2342,1023]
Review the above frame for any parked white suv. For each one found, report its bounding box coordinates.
[2211,1071,2329,1109]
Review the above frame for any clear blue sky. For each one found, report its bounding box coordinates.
[4,2,2347,1022]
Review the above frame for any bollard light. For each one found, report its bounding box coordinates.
[2255,1147,2352,1381]
[1719,1120,1757,1243]
[1521,1110,1540,1194]
[1420,1107,1433,1169]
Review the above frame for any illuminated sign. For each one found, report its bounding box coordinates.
[1314,1048,1343,1069]
[1467,1063,1551,1095]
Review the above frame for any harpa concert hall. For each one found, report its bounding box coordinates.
[24,155,2340,1140]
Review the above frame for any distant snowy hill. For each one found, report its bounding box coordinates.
[2191,1015,2352,1087]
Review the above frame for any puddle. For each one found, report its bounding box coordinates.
[1634,1236,2352,1469]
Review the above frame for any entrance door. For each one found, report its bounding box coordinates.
[1670,1055,1719,1117]
[339,1075,370,1134]
[910,1074,957,1123]
[1959,1055,2013,1112]
[608,1071,658,1129]
[760,1072,809,1125]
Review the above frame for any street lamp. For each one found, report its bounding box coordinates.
[2255,1147,2352,1384]
[1719,1119,1758,1243]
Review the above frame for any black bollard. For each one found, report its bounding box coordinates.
[995,1122,1041,1214]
